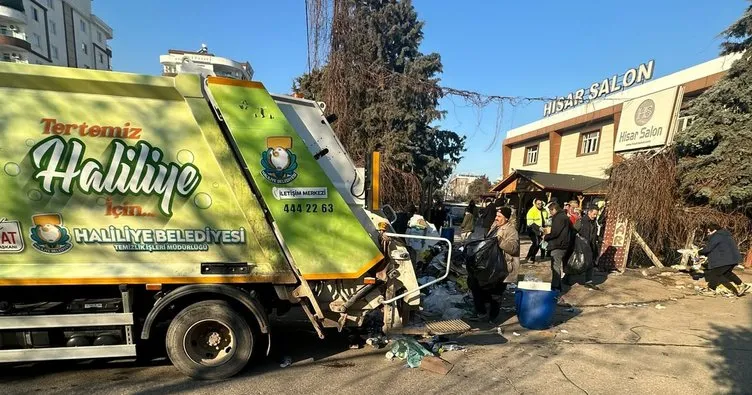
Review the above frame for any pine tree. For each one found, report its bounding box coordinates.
[295,0,465,207]
[675,2,752,215]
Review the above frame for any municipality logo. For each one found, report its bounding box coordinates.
[634,98,655,126]
[261,136,298,184]
[29,213,72,254]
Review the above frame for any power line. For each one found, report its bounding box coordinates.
[304,0,312,73]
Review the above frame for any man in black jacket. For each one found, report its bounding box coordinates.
[700,223,750,297]
[480,199,497,235]
[574,207,599,289]
[543,202,571,291]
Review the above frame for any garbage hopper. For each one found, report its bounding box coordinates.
[514,287,559,330]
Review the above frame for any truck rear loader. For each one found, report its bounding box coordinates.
[0,62,452,379]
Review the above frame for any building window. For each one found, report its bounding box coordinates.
[2,53,11,61]
[80,20,87,32]
[33,8,39,22]
[33,33,41,48]
[579,130,600,156]
[97,31,102,43]
[524,145,539,166]
[52,45,59,59]
[51,21,56,35]
[47,0,54,9]
[99,53,104,63]
[82,43,88,54]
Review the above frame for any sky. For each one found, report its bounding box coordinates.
[95,0,748,182]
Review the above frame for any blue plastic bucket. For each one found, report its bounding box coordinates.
[514,288,559,330]
[440,227,455,243]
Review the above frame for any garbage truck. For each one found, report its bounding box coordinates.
[0,61,453,379]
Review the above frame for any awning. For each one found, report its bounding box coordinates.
[582,179,609,195]
[490,169,606,194]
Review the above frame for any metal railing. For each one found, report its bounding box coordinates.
[0,28,26,41]
[1,58,28,63]
[380,232,452,304]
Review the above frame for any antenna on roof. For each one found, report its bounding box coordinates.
[198,44,209,54]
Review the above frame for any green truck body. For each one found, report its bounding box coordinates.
[0,62,433,380]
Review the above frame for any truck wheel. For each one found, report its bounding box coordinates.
[165,300,253,380]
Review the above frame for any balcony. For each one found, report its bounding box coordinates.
[1,54,28,63]
[0,30,30,52]
[0,2,25,24]
[91,14,114,40]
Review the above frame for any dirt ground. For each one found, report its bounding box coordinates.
[1,262,750,395]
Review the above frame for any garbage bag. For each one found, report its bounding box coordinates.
[405,217,440,253]
[565,235,591,275]
[442,307,467,320]
[465,237,509,288]
[422,286,465,315]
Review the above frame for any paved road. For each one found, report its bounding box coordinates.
[1,270,750,395]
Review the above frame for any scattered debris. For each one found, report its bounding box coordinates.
[513,332,521,336]
[714,285,737,298]
[420,283,471,319]
[431,343,466,354]
[418,276,437,285]
[655,304,666,310]
[388,337,434,368]
[560,329,569,334]
[365,335,388,349]
[279,356,292,368]
[420,356,454,375]
[442,307,468,320]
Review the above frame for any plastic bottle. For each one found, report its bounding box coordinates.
[407,350,422,368]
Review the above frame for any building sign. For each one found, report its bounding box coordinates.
[543,60,655,117]
[614,87,679,152]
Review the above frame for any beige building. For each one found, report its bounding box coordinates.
[445,174,482,201]
[500,54,742,182]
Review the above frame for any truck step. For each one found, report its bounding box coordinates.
[0,344,137,362]
[389,319,471,336]
[0,313,133,329]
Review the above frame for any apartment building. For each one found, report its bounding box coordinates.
[0,0,112,69]
[445,174,483,201]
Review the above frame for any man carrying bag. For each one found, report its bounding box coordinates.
[466,207,519,324]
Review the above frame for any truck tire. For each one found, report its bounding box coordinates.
[165,300,253,380]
